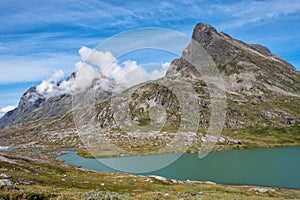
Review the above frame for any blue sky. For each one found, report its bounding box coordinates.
[0,0,300,113]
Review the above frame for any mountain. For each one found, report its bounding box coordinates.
[0,74,75,129]
[0,71,113,129]
[168,23,300,95]
[0,23,299,156]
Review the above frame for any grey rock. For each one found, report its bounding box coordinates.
[0,179,15,189]
[0,174,11,179]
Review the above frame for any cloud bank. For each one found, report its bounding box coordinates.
[77,46,170,90]
[33,46,170,98]
[36,69,75,98]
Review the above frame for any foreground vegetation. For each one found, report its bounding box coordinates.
[1,151,300,200]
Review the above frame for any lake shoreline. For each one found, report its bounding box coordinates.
[75,143,300,159]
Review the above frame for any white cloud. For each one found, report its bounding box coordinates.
[78,46,117,72]
[75,61,100,90]
[36,70,65,97]
[153,62,171,78]
[0,105,16,113]
[36,69,75,98]
[78,46,170,89]
[121,61,150,87]
[15,46,170,100]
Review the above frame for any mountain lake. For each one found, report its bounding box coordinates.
[57,146,300,189]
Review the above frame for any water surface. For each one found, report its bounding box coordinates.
[57,146,300,189]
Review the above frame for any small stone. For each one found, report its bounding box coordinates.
[0,174,11,179]
[250,187,275,193]
[202,181,216,185]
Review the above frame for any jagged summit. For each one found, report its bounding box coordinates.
[191,23,293,67]
[193,23,218,34]
[0,70,112,129]
[168,23,300,95]
[192,23,219,41]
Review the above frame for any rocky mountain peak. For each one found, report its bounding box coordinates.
[0,86,46,129]
[168,23,300,96]
[0,72,75,129]
[187,23,243,65]
[192,23,219,42]
[19,87,45,107]
[0,69,113,129]
[189,23,289,67]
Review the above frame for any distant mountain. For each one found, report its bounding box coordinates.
[0,23,299,155]
[0,71,114,129]
[0,74,74,129]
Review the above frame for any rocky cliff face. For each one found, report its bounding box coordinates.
[165,23,300,129]
[0,75,74,129]
[0,87,46,129]
[0,71,114,129]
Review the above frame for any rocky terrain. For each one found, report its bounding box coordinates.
[0,22,300,199]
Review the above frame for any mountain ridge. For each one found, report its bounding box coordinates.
[169,23,300,96]
[0,23,299,155]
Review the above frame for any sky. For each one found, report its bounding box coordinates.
[0,0,300,114]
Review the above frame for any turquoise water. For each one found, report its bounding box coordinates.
[57,146,300,189]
